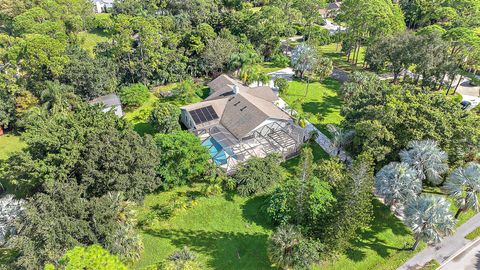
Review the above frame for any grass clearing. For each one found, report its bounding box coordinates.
[318,199,424,270]
[77,30,110,57]
[0,134,26,160]
[319,43,366,73]
[131,185,274,270]
[280,77,343,137]
[124,84,207,136]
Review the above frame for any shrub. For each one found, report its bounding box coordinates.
[271,54,290,68]
[162,247,203,270]
[86,13,113,32]
[274,77,289,94]
[119,83,150,107]
[155,131,211,188]
[267,225,321,270]
[149,102,181,133]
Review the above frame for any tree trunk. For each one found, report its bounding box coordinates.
[453,75,464,94]
[411,237,421,251]
[305,78,310,97]
[455,208,463,219]
[437,73,447,91]
[355,42,361,65]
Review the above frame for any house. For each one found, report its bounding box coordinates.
[320,1,342,18]
[89,93,124,117]
[181,75,307,173]
[92,0,113,13]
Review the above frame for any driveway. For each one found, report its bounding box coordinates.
[456,79,480,109]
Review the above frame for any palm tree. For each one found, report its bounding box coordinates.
[327,124,354,158]
[404,195,456,251]
[267,224,302,270]
[443,162,480,219]
[375,162,422,207]
[40,81,78,113]
[399,140,449,185]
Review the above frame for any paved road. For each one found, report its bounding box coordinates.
[440,239,480,270]
[399,212,480,270]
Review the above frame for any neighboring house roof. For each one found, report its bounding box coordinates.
[327,2,341,10]
[182,74,291,140]
[89,93,124,117]
[93,0,114,4]
[89,93,121,107]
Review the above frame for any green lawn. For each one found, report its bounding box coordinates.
[77,30,110,57]
[318,199,424,270]
[124,84,206,136]
[280,77,344,137]
[131,185,275,270]
[130,139,421,270]
[319,43,366,73]
[0,134,26,160]
[124,93,159,136]
[465,226,480,240]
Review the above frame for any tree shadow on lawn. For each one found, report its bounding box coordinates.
[132,122,156,136]
[241,195,274,230]
[345,199,412,262]
[144,229,274,270]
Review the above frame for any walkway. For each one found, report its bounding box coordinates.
[399,212,480,270]
[440,238,480,270]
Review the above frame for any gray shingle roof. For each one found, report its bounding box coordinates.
[182,75,291,140]
[89,93,121,107]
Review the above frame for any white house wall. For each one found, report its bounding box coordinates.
[181,110,196,129]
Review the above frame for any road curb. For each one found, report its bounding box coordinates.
[437,237,480,269]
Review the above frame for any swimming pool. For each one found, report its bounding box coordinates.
[202,137,235,165]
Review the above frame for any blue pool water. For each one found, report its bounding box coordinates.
[202,137,234,165]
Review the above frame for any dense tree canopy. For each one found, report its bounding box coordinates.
[342,72,480,164]
[0,105,159,200]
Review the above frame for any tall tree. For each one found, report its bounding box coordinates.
[1,105,160,200]
[404,195,456,250]
[443,162,480,219]
[375,162,422,207]
[155,131,211,189]
[267,224,321,270]
[399,140,449,186]
[326,124,354,159]
[338,0,405,65]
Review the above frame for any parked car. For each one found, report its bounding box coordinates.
[461,100,472,110]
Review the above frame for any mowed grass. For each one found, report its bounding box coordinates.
[77,30,110,57]
[130,141,420,270]
[124,84,206,136]
[131,185,274,270]
[318,199,425,270]
[280,77,343,137]
[0,134,26,160]
[124,93,159,136]
[319,43,366,73]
